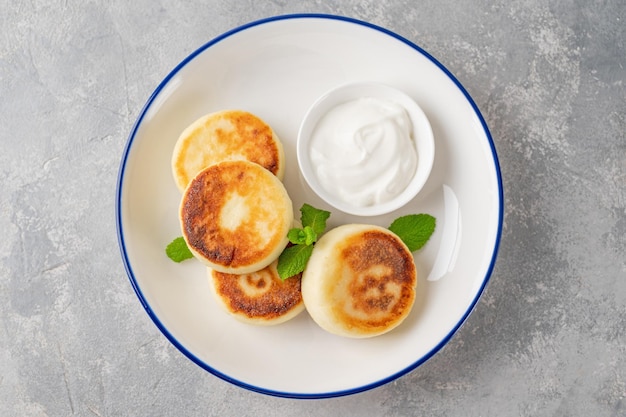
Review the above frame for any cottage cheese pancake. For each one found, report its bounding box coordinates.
[302,224,417,338]
[172,110,285,192]
[180,160,293,274]
[207,261,304,325]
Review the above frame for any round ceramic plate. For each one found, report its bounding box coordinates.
[116,14,503,398]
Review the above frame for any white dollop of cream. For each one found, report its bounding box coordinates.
[308,97,418,207]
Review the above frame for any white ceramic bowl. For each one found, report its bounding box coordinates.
[297,82,435,216]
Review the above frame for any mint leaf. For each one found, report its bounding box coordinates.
[287,226,318,246]
[287,228,306,245]
[300,203,331,236]
[277,244,314,280]
[278,203,331,280]
[389,214,436,252]
[166,236,193,262]
[302,226,317,246]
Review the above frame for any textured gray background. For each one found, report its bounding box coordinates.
[1,0,624,416]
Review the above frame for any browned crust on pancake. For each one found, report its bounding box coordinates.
[180,160,290,270]
[173,110,282,190]
[327,230,416,333]
[211,267,303,320]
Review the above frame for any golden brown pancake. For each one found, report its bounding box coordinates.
[301,224,417,338]
[172,110,285,192]
[207,260,304,325]
[179,160,293,274]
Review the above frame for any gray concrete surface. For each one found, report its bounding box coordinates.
[1,1,624,416]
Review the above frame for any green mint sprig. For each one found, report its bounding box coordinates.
[388,214,436,252]
[165,236,193,262]
[277,203,331,280]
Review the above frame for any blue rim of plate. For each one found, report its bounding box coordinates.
[115,13,504,399]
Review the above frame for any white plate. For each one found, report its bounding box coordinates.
[116,14,503,398]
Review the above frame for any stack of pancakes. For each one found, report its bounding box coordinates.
[172,110,417,336]
[173,110,303,326]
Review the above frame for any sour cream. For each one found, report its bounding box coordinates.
[308,97,418,208]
